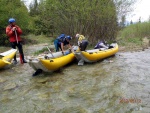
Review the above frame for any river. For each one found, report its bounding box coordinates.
[0,45,150,113]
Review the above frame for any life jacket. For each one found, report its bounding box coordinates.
[77,35,86,46]
[58,38,69,46]
[6,25,22,42]
[78,35,85,42]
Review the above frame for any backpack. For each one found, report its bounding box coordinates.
[57,34,65,42]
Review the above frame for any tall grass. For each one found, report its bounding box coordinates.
[23,34,54,45]
[117,21,150,47]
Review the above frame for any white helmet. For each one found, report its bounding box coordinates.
[75,34,80,38]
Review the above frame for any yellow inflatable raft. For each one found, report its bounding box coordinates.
[74,43,118,65]
[28,50,75,73]
[0,49,17,69]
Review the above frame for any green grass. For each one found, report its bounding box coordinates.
[21,34,56,56]
[34,47,48,56]
[0,46,10,52]
[118,22,150,39]
[22,34,55,45]
[117,21,150,50]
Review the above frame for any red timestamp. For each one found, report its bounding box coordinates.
[119,97,142,104]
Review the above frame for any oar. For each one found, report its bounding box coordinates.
[14,29,18,44]
[14,29,23,64]
[47,46,54,58]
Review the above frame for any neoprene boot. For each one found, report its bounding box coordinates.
[23,59,27,63]
[13,55,17,64]
[20,54,27,63]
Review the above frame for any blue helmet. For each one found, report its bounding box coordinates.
[8,18,15,23]
[66,36,72,40]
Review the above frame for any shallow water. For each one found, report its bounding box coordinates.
[0,47,150,113]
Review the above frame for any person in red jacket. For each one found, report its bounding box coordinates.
[6,18,27,64]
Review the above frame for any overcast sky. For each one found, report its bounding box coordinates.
[24,0,150,22]
[127,0,150,22]
[23,0,31,6]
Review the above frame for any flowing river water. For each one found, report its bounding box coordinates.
[0,45,150,113]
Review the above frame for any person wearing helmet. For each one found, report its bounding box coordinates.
[54,34,72,54]
[54,33,66,52]
[75,33,88,51]
[6,18,27,64]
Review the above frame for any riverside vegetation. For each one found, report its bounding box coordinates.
[117,22,150,51]
[24,20,150,54]
[0,0,136,47]
[1,0,149,53]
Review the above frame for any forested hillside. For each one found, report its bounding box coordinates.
[0,0,136,46]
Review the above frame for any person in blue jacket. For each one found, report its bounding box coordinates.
[54,34,72,54]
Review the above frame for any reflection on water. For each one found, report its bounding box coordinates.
[0,48,150,113]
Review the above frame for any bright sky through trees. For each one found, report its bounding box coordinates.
[25,0,150,22]
[127,0,150,22]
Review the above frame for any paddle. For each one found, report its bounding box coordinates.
[47,46,55,58]
[14,29,23,64]
[14,29,18,43]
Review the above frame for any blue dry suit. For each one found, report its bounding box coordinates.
[54,34,70,52]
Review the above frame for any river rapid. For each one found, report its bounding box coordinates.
[0,45,150,113]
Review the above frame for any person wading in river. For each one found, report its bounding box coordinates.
[6,18,27,64]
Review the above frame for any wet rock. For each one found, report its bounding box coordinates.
[109,60,114,63]
[59,94,68,102]
[3,83,17,90]
[55,106,87,113]
[0,78,6,83]
[142,37,150,50]
[67,87,75,93]
[36,92,51,99]
[103,59,114,63]
[36,78,49,83]
[1,97,12,103]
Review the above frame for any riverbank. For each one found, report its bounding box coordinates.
[117,37,150,52]
[0,34,149,56]
[0,45,150,113]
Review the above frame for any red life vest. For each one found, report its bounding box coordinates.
[6,25,22,42]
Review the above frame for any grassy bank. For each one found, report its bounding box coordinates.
[23,34,55,55]
[0,34,54,55]
[1,22,150,54]
[117,22,150,52]
[22,34,54,45]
